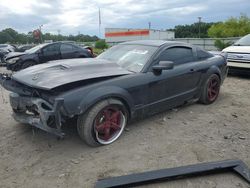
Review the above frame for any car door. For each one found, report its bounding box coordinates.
[39,43,61,63]
[146,46,202,114]
[60,44,78,59]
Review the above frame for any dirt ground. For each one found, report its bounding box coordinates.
[0,67,249,188]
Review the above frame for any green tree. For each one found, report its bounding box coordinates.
[95,40,108,49]
[208,15,250,37]
[214,39,233,50]
[2,28,18,42]
[0,28,99,44]
[0,32,13,43]
[172,22,216,38]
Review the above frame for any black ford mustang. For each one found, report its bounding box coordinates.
[0,40,228,146]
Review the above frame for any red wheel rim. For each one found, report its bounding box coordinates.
[94,106,125,144]
[207,77,219,102]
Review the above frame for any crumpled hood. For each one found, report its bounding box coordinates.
[12,58,133,90]
[223,46,250,53]
[5,51,27,60]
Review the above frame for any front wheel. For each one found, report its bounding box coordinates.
[199,74,221,104]
[77,99,128,147]
[21,61,35,69]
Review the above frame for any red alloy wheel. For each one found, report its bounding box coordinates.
[94,106,126,144]
[207,77,220,102]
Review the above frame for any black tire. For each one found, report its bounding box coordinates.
[21,61,35,69]
[199,74,221,104]
[12,108,25,113]
[77,99,128,147]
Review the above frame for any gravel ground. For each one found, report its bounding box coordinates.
[0,67,249,188]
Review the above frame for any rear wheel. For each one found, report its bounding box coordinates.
[199,74,221,104]
[77,99,128,147]
[21,61,35,69]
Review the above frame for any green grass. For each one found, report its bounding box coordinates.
[93,48,105,55]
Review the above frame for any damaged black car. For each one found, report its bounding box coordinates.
[0,40,228,146]
[5,42,93,71]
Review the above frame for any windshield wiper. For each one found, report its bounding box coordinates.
[126,69,137,73]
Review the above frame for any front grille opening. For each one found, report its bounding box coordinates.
[26,105,39,116]
[41,103,52,111]
[47,116,56,128]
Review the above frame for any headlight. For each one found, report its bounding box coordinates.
[7,57,20,64]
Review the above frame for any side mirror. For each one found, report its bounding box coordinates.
[152,61,174,72]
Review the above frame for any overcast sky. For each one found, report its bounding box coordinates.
[0,0,249,37]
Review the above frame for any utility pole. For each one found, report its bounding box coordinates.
[198,17,202,38]
[39,24,43,43]
[99,8,101,38]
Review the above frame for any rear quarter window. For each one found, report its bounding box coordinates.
[197,48,213,60]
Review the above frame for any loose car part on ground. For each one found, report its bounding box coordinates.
[95,159,250,188]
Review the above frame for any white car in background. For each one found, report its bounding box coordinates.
[223,34,250,74]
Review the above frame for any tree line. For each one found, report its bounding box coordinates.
[0,28,99,44]
[171,14,250,38]
[0,15,249,44]
[170,22,216,38]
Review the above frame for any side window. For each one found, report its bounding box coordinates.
[60,44,74,53]
[159,47,194,65]
[42,44,60,54]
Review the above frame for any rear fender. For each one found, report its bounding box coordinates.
[197,65,222,98]
[205,65,222,80]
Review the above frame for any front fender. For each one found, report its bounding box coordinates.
[77,86,134,116]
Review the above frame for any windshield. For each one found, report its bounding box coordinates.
[25,43,47,53]
[97,44,157,72]
[234,34,250,46]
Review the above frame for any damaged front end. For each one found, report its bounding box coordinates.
[0,74,65,137]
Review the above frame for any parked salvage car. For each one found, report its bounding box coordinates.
[0,44,17,53]
[223,34,250,74]
[61,42,95,56]
[17,44,36,52]
[0,40,228,146]
[0,48,9,65]
[5,42,93,71]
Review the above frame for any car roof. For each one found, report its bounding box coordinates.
[120,40,187,47]
[46,41,80,46]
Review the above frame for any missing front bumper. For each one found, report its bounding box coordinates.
[10,93,65,137]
